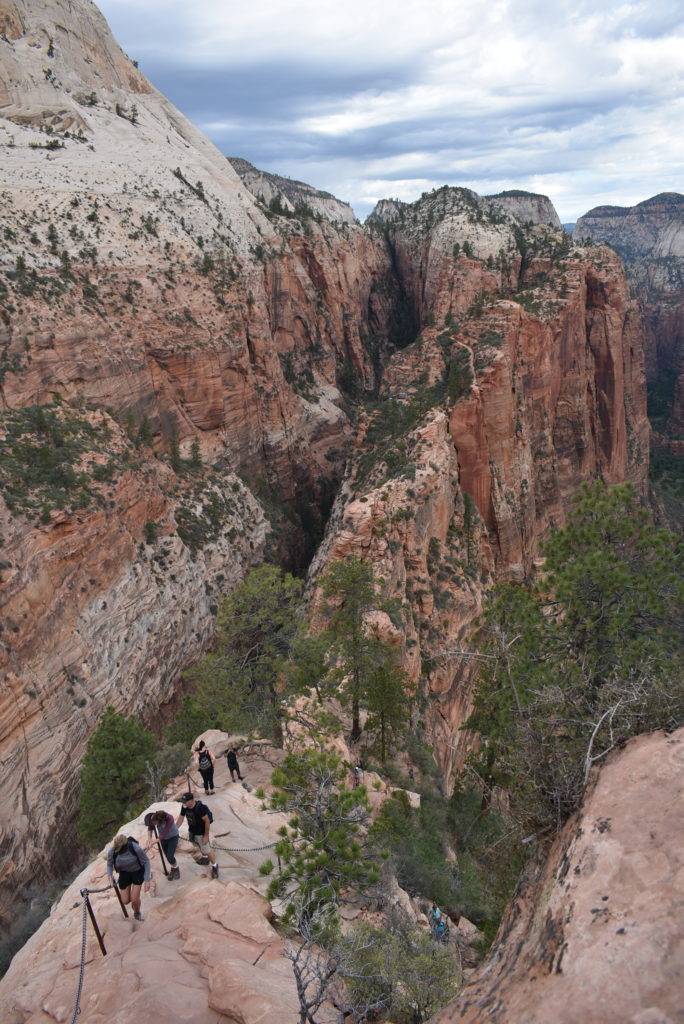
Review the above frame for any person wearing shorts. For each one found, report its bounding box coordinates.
[176,792,219,879]
[106,833,151,921]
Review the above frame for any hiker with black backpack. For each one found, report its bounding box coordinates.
[194,740,216,795]
[106,833,151,921]
[176,792,219,878]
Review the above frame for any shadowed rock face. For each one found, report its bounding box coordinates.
[311,188,648,782]
[429,728,684,1024]
[0,0,649,922]
[574,194,684,433]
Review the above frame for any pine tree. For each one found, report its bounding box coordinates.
[78,706,156,848]
[466,481,684,829]
[260,749,379,928]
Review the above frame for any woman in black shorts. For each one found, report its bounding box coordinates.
[106,833,151,921]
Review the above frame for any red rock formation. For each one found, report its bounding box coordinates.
[574,193,684,433]
[429,727,684,1024]
[0,0,650,926]
[313,196,648,781]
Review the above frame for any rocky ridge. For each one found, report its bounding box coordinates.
[574,193,684,434]
[228,156,358,225]
[313,187,648,779]
[0,0,649,920]
[1,728,680,1023]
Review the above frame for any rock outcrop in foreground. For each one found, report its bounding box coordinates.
[1,729,681,1023]
[0,742,300,1024]
[430,727,684,1024]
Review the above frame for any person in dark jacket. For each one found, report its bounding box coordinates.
[226,746,244,782]
[106,833,151,920]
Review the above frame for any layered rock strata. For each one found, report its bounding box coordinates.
[574,193,684,434]
[313,189,648,781]
[0,0,649,921]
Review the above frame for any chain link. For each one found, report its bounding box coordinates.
[211,840,278,853]
[69,893,89,1024]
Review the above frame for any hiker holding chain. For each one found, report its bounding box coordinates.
[176,792,219,878]
[106,834,151,921]
[146,809,181,880]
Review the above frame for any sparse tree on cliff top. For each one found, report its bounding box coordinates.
[260,749,380,930]
[321,555,381,742]
[466,481,684,830]
[168,564,304,746]
[78,706,156,848]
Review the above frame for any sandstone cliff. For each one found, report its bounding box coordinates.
[430,726,684,1024]
[228,156,358,225]
[0,0,650,926]
[0,0,390,920]
[313,186,649,781]
[574,193,684,434]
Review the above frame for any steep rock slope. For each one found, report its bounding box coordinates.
[574,193,684,433]
[0,0,649,922]
[314,187,648,781]
[430,727,684,1024]
[228,156,358,224]
[0,0,392,921]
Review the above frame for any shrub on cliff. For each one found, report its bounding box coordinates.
[466,481,684,831]
[167,564,304,746]
[78,706,156,848]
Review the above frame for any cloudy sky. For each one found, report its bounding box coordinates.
[97,0,683,222]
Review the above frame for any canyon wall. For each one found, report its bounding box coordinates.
[574,193,684,434]
[312,188,648,780]
[0,0,649,921]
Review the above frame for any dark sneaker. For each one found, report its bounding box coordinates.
[134,911,143,921]
[169,866,180,880]
[211,864,219,879]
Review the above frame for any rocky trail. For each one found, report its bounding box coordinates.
[0,738,303,1024]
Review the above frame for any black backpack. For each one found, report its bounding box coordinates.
[186,800,213,827]
[114,837,145,870]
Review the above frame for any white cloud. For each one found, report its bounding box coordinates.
[97,0,684,220]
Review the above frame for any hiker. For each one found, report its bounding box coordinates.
[352,764,363,788]
[226,746,244,782]
[429,903,447,940]
[194,740,216,795]
[146,809,180,880]
[176,792,219,878]
[107,833,151,921]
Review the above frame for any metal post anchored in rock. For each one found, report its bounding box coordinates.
[82,889,107,956]
[113,881,129,919]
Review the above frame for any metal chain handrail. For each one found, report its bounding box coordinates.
[211,839,278,853]
[69,884,113,1023]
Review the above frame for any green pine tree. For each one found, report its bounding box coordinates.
[466,481,684,829]
[78,706,156,848]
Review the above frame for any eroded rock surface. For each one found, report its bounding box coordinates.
[0,0,650,920]
[430,728,684,1024]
